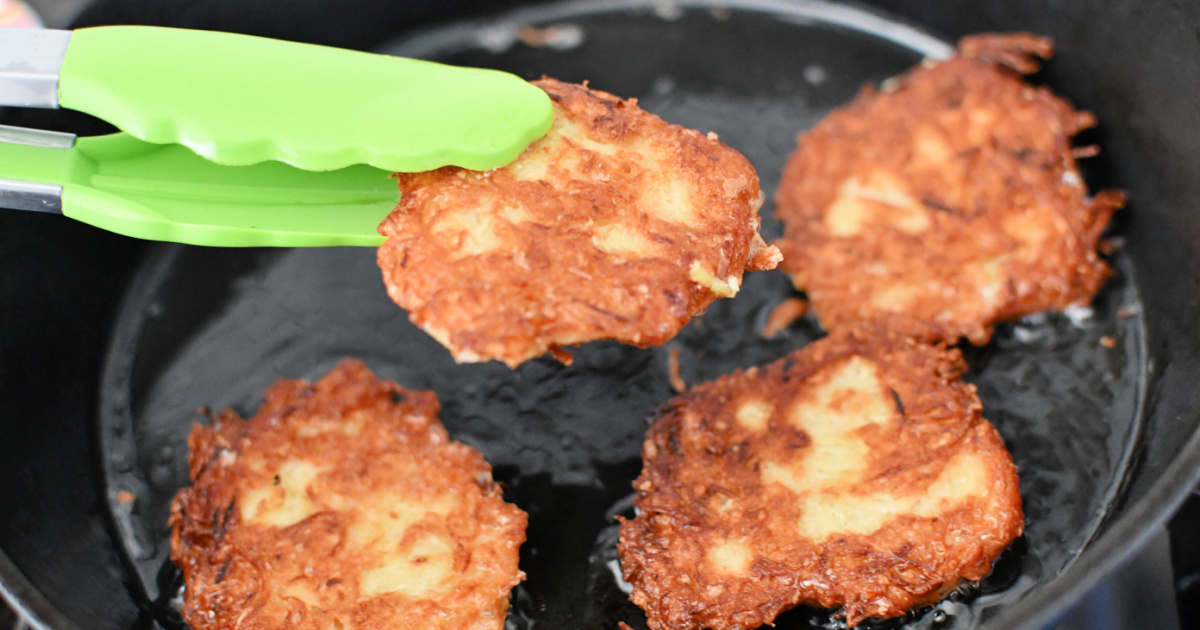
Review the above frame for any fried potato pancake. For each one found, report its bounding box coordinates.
[378,78,781,367]
[618,330,1023,628]
[169,360,527,630]
[774,33,1125,344]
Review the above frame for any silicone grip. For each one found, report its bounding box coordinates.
[0,133,396,247]
[57,26,553,172]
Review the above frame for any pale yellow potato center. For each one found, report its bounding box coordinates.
[241,459,321,527]
[825,172,931,236]
[759,357,987,541]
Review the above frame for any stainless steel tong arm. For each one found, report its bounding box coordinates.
[0,27,70,108]
[0,125,76,213]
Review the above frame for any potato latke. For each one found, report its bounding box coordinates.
[378,78,781,367]
[169,359,527,630]
[774,33,1124,343]
[618,330,1023,628]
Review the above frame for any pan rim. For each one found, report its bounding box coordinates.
[989,445,1200,628]
[383,0,955,61]
[0,548,87,630]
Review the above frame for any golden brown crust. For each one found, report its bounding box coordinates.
[169,360,527,630]
[378,78,780,367]
[618,330,1024,629]
[774,33,1124,344]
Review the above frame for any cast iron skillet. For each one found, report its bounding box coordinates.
[86,1,1173,628]
[3,1,1200,629]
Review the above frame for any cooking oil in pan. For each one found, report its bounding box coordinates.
[97,3,1143,629]
[108,249,1142,630]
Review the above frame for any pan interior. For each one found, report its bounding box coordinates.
[97,2,1146,629]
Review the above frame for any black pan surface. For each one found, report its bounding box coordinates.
[97,2,1148,629]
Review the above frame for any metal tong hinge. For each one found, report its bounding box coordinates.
[0,124,75,213]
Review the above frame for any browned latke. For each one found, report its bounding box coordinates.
[618,329,1023,628]
[774,33,1124,344]
[169,360,527,630]
[378,78,780,367]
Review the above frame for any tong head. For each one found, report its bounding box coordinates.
[0,126,399,247]
[2,26,554,173]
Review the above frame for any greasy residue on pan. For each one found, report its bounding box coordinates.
[96,2,1145,629]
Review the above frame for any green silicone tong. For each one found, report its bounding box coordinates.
[0,25,554,247]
